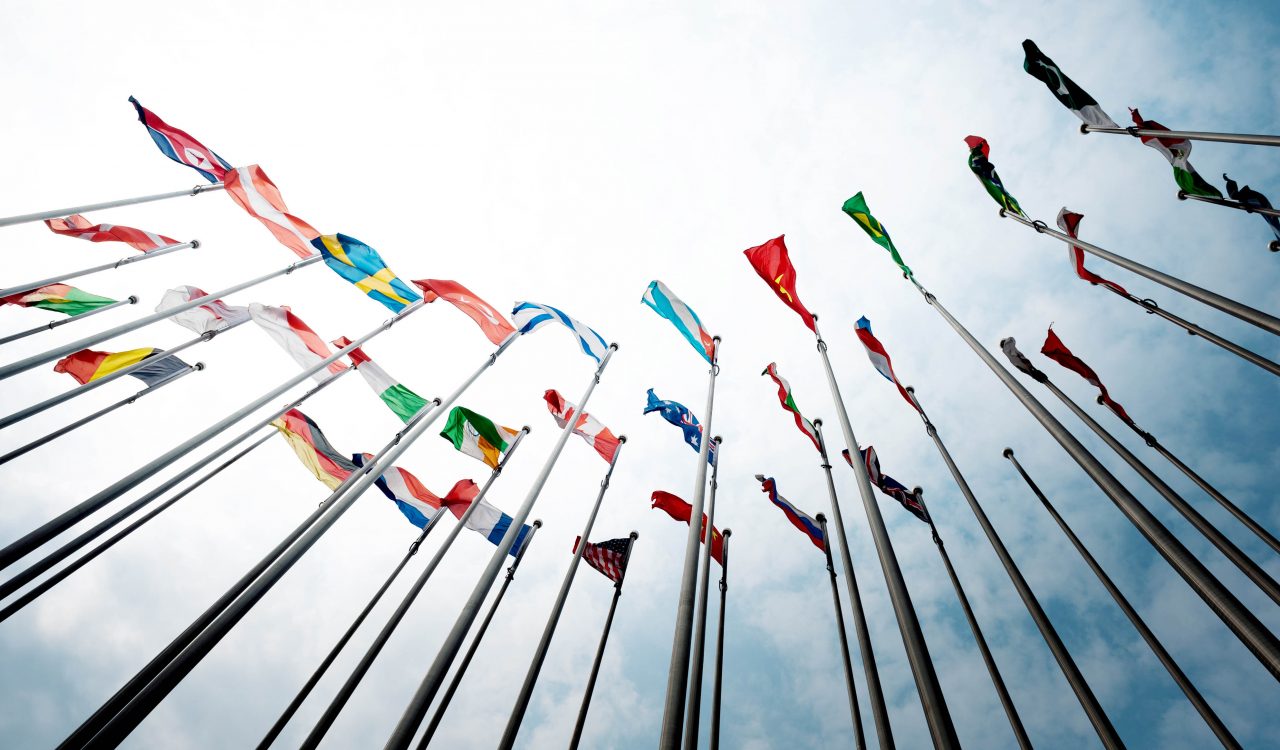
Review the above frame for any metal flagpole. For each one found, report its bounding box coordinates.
[816,514,867,750]
[814,418,892,749]
[302,428,533,749]
[382,343,619,750]
[812,315,959,748]
[1080,123,1280,148]
[0,296,139,347]
[416,520,545,748]
[708,528,731,750]
[907,279,1280,679]
[568,531,639,750]
[1178,190,1280,220]
[999,209,1280,337]
[1004,449,1241,750]
[0,240,195,299]
[500,437,629,749]
[0,183,225,229]
[682,435,723,750]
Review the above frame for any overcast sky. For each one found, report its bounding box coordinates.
[1,1,1278,748]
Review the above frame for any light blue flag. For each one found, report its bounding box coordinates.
[641,280,715,363]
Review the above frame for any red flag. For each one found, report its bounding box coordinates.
[1040,328,1136,426]
[651,490,724,564]
[439,479,482,519]
[413,279,516,346]
[1057,209,1127,295]
[743,235,816,331]
[543,389,620,463]
[45,214,178,253]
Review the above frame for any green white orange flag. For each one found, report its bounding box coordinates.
[965,136,1024,216]
[842,192,912,278]
[439,406,520,468]
[762,362,820,451]
[332,337,429,423]
[2,284,117,316]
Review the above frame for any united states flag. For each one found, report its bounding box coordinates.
[577,536,631,583]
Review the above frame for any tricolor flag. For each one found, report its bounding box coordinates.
[54,347,189,386]
[312,234,421,313]
[854,316,918,412]
[756,475,824,551]
[223,165,321,259]
[743,235,816,332]
[576,536,632,583]
[271,409,357,491]
[761,362,819,451]
[440,478,532,556]
[544,389,621,463]
[1057,209,1127,295]
[644,389,715,464]
[965,136,1024,216]
[2,284,117,317]
[511,301,610,363]
[641,280,716,363]
[353,453,443,529]
[155,285,250,335]
[414,279,516,346]
[843,447,929,523]
[1224,174,1280,245]
[439,406,520,469]
[1040,327,1137,427]
[45,214,178,254]
[332,337,429,423]
[128,96,231,183]
[249,303,347,383]
[842,192,913,278]
[1020,40,1119,129]
[1129,109,1222,198]
[650,490,723,565]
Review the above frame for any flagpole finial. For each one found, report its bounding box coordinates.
[521,425,532,434]
[190,239,201,249]
[610,342,620,351]
[1002,448,1015,459]
[905,385,916,394]
[713,335,722,342]
[127,296,140,304]
[713,435,722,444]
[194,362,206,371]
[813,418,822,427]
[816,513,827,524]
[723,528,732,538]
[618,435,628,443]
[533,519,544,528]
[630,530,639,540]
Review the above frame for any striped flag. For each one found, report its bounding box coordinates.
[249,303,347,383]
[414,279,515,346]
[511,301,609,363]
[332,337,429,423]
[53,347,189,386]
[576,536,631,583]
[854,316,918,412]
[353,453,442,529]
[844,447,929,523]
[2,284,117,317]
[1021,40,1119,129]
[641,280,716,363]
[761,362,820,451]
[128,96,231,183]
[439,406,519,468]
[440,479,532,556]
[743,235,817,332]
[223,165,320,259]
[756,475,824,551]
[1058,209,1127,295]
[1129,108,1222,198]
[156,285,250,334]
[45,214,178,253]
[965,136,1024,216]
[644,389,715,464]
[271,409,357,491]
[650,490,723,564]
[313,234,421,313]
[544,389,620,463]
[1040,327,1137,427]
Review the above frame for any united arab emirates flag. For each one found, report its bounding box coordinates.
[1021,40,1118,129]
[842,192,912,278]
[439,406,519,468]
[965,136,1024,216]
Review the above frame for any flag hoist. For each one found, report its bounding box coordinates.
[708,527,731,750]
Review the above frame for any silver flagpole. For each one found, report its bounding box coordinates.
[1177,190,1280,219]
[499,437,629,749]
[383,344,619,750]
[0,240,195,299]
[708,528,731,750]
[998,209,1280,337]
[0,296,139,347]
[0,182,224,229]
[812,316,959,748]
[301,428,534,749]
[1004,449,1241,750]
[815,513,867,750]
[1080,123,1280,148]
[682,435,723,750]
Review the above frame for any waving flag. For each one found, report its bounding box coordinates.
[577,536,632,583]
[651,490,723,565]
[440,478,532,556]
[855,317,918,412]
[312,234,421,312]
[54,347,189,386]
[2,284,116,317]
[1224,174,1280,246]
[757,475,824,551]
[511,301,609,363]
[761,362,819,451]
[353,453,442,529]
[440,406,519,468]
[743,235,816,331]
[544,389,621,463]
[1129,109,1221,198]
[1057,209,1127,295]
[644,388,715,464]
[965,136,1024,216]
[249,303,346,382]
[1021,40,1119,128]
[271,409,357,491]
[332,337,429,423]
[1041,327,1136,426]
[156,285,250,334]
[842,192,913,278]
[641,280,716,363]
[844,447,929,523]
[128,96,231,183]
[45,214,179,254]
[414,279,515,345]
[224,165,320,259]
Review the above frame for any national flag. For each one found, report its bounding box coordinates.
[544,389,621,463]
[249,303,347,382]
[270,409,357,491]
[1040,327,1137,426]
[641,280,716,363]
[1000,337,1048,383]
[331,337,429,423]
[440,478,531,556]
[756,475,824,551]
[414,279,516,346]
[1020,40,1119,129]
[843,447,929,523]
[842,192,913,278]
[128,96,231,183]
[353,453,443,529]
[155,285,251,334]
[650,490,723,565]
[854,316,918,412]
[53,347,189,386]
[439,406,520,468]
[1057,209,1127,295]
[223,165,321,259]
[1128,109,1222,198]
[2,284,117,317]
[1224,174,1280,245]
[965,136,1024,216]
[44,214,178,253]
[761,362,819,451]
[743,235,816,332]
[644,388,715,464]
[312,234,421,313]
[576,536,632,583]
[511,301,609,363]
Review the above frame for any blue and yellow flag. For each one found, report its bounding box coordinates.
[312,234,422,312]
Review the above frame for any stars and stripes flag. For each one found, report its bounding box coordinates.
[641,280,716,363]
[576,536,632,583]
[756,475,824,551]
[353,453,442,529]
[544,389,621,463]
[854,316,919,412]
[271,409,358,491]
[313,234,421,313]
[743,235,817,332]
[156,286,250,335]
[223,165,320,259]
[651,490,723,565]
[439,478,533,556]
[761,362,819,451]
[1057,209,1127,295]
[414,279,516,346]
[511,301,610,363]
[843,447,929,523]
[45,214,178,253]
[1129,108,1222,198]
[128,96,231,183]
[2,284,117,317]
[644,388,715,464]
[249,303,347,383]
[1040,327,1137,427]
[53,347,190,387]
[333,337,430,423]
[965,136,1024,216]
[1020,40,1119,129]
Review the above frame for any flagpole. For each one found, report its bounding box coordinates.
[813,419,892,748]
[682,435,723,750]
[0,239,196,299]
[1080,123,1280,148]
[1177,190,1280,220]
[0,296,139,347]
[383,343,619,750]
[998,209,1280,337]
[416,520,545,748]
[708,528,731,750]
[812,316,960,748]
[816,514,867,750]
[0,182,224,229]
[568,531,639,750]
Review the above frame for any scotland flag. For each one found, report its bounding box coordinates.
[511,301,610,363]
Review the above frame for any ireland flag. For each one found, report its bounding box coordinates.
[333,337,429,423]
[440,406,519,469]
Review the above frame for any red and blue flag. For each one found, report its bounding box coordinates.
[757,475,824,550]
[129,96,231,183]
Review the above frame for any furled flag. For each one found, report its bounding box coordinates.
[544,389,621,463]
[2,284,117,317]
[312,234,421,313]
[249,303,346,382]
[855,316,919,412]
[651,490,724,565]
[1128,109,1222,198]
[843,447,929,523]
[743,235,816,331]
[641,280,716,363]
[54,347,189,386]
[1057,209,1127,295]
[271,409,356,491]
[1224,174,1280,246]
[644,388,716,464]
[756,475,824,551]
[511,301,610,363]
[1020,40,1119,129]
[45,214,178,254]
[440,478,532,556]
[1000,337,1049,384]
[223,165,320,259]
[761,362,819,451]
[155,285,250,334]
[128,96,231,183]
[440,406,520,469]
[842,192,913,278]
[353,453,442,529]
[576,536,632,583]
[965,136,1024,216]
[1040,327,1137,426]
[414,279,516,346]
[332,337,429,423]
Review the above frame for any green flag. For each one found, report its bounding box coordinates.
[2,283,118,316]
[440,406,519,468]
[842,193,912,278]
[965,135,1024,216]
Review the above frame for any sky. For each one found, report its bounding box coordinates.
[1,1,1278,748]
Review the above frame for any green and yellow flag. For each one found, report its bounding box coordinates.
[2,283,117,316]
[440,406,519,468]
[842,193,912,278]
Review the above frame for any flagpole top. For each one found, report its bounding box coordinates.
[194,362,206,371]
[816,513,827,524]
[913,487,924,496]
[629,530,639,540]
[522,425,533,434]
[533,519,544,528]
[609,342,620,351]
[1080,124,1091,135]
[618,435,628,443]
[905,386,916,394]
[713,435,722,444]
[190,239,201,249]
[127,296,139,304]
[813,418,823,427]
[722,528,732,538]
[712,335,722,343]
[1002,448,1015,459]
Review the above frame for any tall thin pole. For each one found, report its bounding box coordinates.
[812,316,959,748]
[1004,449,1241,749]
[0,240,195,299]
[383,344,619,750]
[1080,123,1280,148]
[682,435,723,749]
[708,529,731,750]
[0,182,224,229]
[0,296,139,347]
[816,514,866,750]
[1178,190,1280,219]
[569,531,639,750]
